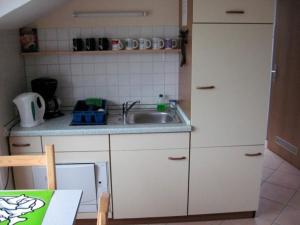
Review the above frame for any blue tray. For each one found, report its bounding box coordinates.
[71,100,107,125]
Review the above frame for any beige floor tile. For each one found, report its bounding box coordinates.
[220,218,271,225]
[261,167,275,181]
[277,162,300,177]
[275,206,300,225]
[288,190,300,210]
[264,149,280,158]
[260,182,296,204]
[267,171,300,190]
[263,153,283,170]
[256,198,285,222]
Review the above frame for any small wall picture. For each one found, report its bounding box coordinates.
[19,28,39,52]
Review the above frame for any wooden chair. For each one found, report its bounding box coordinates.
[0,144,56,190]
[97,192,110,225]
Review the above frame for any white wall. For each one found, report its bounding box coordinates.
[32,0,179,28]
[0,30,26,188]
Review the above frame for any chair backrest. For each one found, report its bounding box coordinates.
[97,192,110,225]
[0,144,56,190]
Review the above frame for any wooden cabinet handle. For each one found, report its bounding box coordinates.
[196,86,215,90]
[226,10,245,14]
[245,153,262,157]
[12,143,31,147]
[168,156,187,160]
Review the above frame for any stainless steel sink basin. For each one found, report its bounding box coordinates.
[126,110,181,124]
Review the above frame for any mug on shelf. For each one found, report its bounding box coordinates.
[165,38,178,49]
[152,37,164,49]
[111,39,124,50]
[98,38,109,51]
[125,38,139,50]
[73,38,84,51]
[138,38,152,50]
[85,38,96,51]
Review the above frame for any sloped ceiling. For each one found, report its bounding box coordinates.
[0,0,70,29]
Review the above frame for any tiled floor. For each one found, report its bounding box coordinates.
[76,149,300,225]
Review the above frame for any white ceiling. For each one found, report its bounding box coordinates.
[0,0,70,29]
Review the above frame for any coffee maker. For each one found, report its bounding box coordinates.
[31,78,63,119]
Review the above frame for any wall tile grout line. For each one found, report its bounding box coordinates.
[26,26,181,106]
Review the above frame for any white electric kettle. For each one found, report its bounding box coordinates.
[13,92,46,128]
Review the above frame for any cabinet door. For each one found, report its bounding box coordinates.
[13,153,39,189]
[191,24,273,148]
[111,149,189,218]
[189,146,264,215]
[193,0,274,23]
[13,167,34,189]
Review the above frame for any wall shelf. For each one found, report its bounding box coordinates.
[21,49,181,56]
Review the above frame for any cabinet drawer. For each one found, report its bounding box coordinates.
[42,135,109,152]
[193,0,274,23]
[110,133,189,151]
[10,136,42,154]
[55,152,109,164]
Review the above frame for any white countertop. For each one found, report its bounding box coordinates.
[10,107,191,136]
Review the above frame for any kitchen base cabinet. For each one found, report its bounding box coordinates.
[110,132,190,219]
[111,149,189,218]
[43,136,111,218]
[10,135,110,219]
[189,145,264,215]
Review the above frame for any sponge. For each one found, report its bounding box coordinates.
[85,98,102,108]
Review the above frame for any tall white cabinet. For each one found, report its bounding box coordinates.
[188,0,274,215]
[191,24,273,147]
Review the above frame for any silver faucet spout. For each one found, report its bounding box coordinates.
[126,101,140,113]
[122,100,140,123]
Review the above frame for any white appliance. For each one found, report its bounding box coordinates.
[32,162,108,213]
[13,92,45,127]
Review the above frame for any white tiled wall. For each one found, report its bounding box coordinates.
[0,29,26,187]
[25,26,180,106]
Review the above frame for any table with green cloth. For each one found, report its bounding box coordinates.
[0,190,82,225]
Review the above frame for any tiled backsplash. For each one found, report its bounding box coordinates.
[24,26,180,106]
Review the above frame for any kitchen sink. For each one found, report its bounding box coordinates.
[125,110,182,124]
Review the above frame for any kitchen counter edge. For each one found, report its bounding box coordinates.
[9,106,192,137]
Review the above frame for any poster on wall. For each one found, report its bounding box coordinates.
[19,28,39,53]
[0,190,53,225]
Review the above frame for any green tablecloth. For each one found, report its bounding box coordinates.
[0,190,53,225]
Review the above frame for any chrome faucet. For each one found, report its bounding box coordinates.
[122,100,140,123]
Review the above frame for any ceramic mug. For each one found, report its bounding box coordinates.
[139,38,151,50]
[98,38,109,51]
[111,39,124,50]
[125,38,139,50]
[152,37,164,49]
[73,38,84,51]
[85,38,96,51]
[165,38,178,49]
